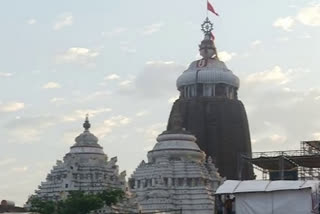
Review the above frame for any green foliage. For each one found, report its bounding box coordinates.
[57,191,104,214]
[29,197,56,214]
[98,189,125,206]
[29,189,125,214]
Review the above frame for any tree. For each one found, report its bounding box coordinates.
[58,191,104,214]
[98,189,125,206]
[29,189,125,214]
[29,197,56,214]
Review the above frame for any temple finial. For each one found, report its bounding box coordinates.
[83,114,91,131]
[199,17,217,59]
[201,17,213,38]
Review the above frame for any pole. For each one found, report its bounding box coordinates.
[206,0,208,18]
[279,152,284,180]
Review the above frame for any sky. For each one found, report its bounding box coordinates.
[0,0,320,206]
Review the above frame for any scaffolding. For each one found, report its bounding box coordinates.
[240,141,320,180]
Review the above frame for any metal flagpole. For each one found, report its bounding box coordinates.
[206,0,208,18]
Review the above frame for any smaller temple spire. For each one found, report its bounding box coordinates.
[83,114,91,131]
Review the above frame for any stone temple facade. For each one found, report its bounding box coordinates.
[129,113,223,214]
[32,117,138,213]
[167,18,254,180]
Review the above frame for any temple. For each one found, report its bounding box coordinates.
[129,111,223,213]
[30,116,138,213]
[167,18,254,179]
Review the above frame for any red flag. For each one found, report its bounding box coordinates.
[210,32,215,40]
[207,1,219,16]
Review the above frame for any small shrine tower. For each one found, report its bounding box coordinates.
[130,111,223,213]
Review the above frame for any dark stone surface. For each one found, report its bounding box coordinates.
[167,97,254,180]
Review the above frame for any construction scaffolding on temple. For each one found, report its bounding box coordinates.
[240,141,320,180]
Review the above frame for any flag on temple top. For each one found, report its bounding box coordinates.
[207,1,219,16]
[210,32,215,40]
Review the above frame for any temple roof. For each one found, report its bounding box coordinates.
[176,58,240,89]
[147,130,206,163]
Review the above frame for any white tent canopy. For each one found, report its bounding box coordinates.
[216,180,320,214]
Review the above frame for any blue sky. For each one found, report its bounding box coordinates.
[0,0,320,205]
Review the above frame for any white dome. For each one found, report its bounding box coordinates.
[70,130,104,154]
[154,133,198,151]
[74,130,99,146]
[148,132,205,163]
[69,118,104,154]
[176,58,240,89]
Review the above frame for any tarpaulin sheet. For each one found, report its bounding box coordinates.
[235,189,312,214]
[216,180,319,214]
[216,180,319,194]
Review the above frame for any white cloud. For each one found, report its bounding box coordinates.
[57,47,99,65]
[269,134,287,144]
[273,4,320,31]
[50,97,65,103]
[53,14,73,30]
[138,122,166,143]
[62,108,112,122]
[119,80,133,87]
[168,95,179,104]
[246,66,291,85]
[273,16,295,31]
[277,37,289,42]
[0,72,13,77]
[117,116,131,125]
[240,68,320,151]
[94,115,132,138]
[104,74,120,81]
[218,51,236,62]
[102,27,127,37]
[4,116,57,143]
[142,23,164,35]
[77,91,112,103]
[11,166,28,173]
[312,133,320,140]
[251,40,262,46]
[42,82,61,89]
[120,46,137,54]
[0,158,16,167]
[136,111,149,117]
[132,61,184,98]
[297,4,320,26]
[27,18,36,25]
[0,102,25,112]
[300,33,311,39]
[11,128,41,143]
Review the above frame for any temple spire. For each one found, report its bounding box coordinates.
[83,114,91,131]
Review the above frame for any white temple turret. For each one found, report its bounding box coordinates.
[130,111,223,213]
[33,117,127,200]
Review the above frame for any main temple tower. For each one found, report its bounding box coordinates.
[167,18,254,180]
